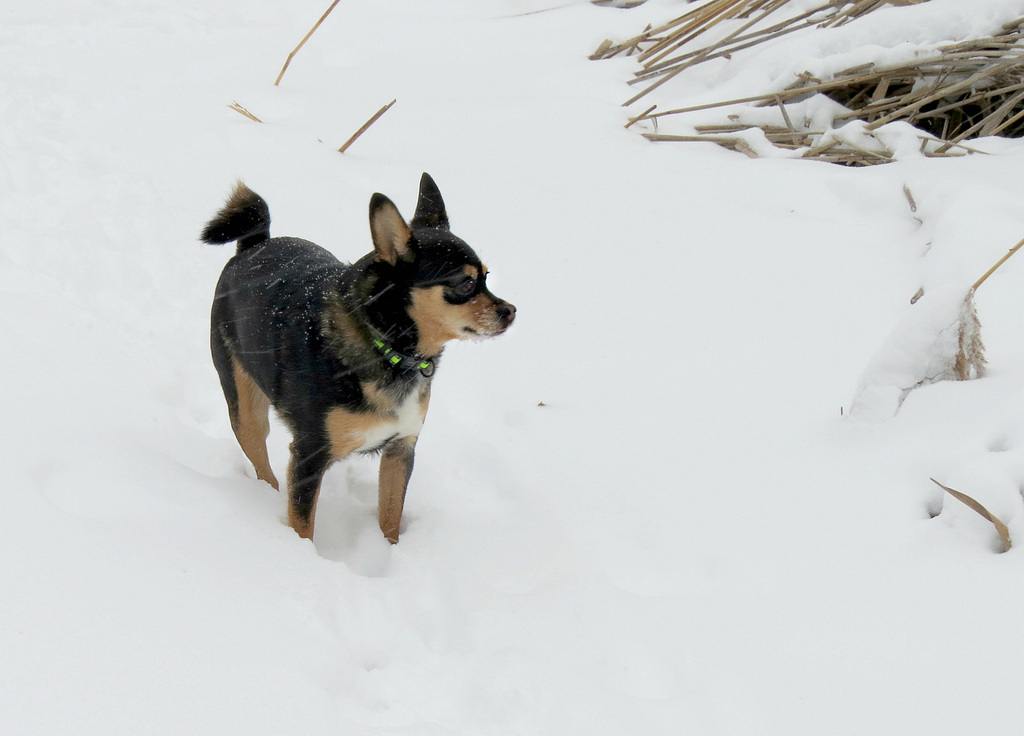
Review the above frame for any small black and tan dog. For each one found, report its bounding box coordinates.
[201,174,515,543]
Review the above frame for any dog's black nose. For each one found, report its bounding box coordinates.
[496,302,516,327]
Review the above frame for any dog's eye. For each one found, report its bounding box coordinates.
[453,277,476,297]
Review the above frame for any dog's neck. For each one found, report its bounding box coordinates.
[332,263,440,376]
[366,327,436,377]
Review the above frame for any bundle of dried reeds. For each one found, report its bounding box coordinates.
[592,0,919,93]
[597,0,1024,165]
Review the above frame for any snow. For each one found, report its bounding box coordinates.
[5,0,1024,733]
[848,284,976,422]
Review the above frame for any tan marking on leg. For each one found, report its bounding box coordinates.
[289,516,315,538]
[322,404,423,542]
[378,435,417,544]
[230,358,279,490]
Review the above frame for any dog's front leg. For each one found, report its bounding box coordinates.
[287,436,332,540]
[378,435,417,543]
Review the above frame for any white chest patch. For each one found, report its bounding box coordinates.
[355,389,425,453]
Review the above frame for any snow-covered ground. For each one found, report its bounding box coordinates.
[5,0,1024,733]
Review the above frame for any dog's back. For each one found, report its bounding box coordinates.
[215,241,348,399]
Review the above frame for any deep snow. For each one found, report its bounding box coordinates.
[4,1,1024,734]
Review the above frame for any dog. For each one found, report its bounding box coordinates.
[201,174,515,543]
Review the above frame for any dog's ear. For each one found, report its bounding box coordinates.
[411,173,449,231]
[369,193,413,265]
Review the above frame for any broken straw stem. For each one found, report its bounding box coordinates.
[338,99,397,153]
[227,101,263,123]
[971,233,1024,292]
[274,0,342,87]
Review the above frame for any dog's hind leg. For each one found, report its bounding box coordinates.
[226,358,279,490]
[212,330,279,489]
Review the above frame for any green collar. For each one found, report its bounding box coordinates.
[370,336,435,377]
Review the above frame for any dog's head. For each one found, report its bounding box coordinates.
[368,174,515,357]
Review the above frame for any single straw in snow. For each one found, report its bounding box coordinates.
[274,0,343,87]
[971,233,1024,292]
[930,478,1012,552]
[338,99,397,154]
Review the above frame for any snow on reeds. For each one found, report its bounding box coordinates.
[596,0,1024,165]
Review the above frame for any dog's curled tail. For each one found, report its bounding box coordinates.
[201,181,271,252]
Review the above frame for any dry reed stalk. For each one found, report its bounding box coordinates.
[823,0,929,28]
[864,57,1024,130]
[647,126,975,164]
[625,1,795,106]
[645,72,885,119]
[595,0,754,61]
[930,478,1011,552]
[971,233,1024,292]
[275,0,342,87]
[645,3,832,75]
[950,292,985,380]
[338,99,397,154]
[624,104,657,129]
[227,101,263,123]
[599,1,838,66]
[942,233,1024,382]
[935,85,1024,152]
[634,5,827,81]
[640,0,758,68]
[903,184,918,213]
[592,39,615,59]
[640,0,750,63]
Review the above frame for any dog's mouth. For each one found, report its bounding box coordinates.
[462,323,511,339]
[460,305,515,339]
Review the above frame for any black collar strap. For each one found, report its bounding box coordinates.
[371,336,435,377]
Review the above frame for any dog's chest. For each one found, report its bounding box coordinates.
[327,383,426,458]
[359,389,425,451]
